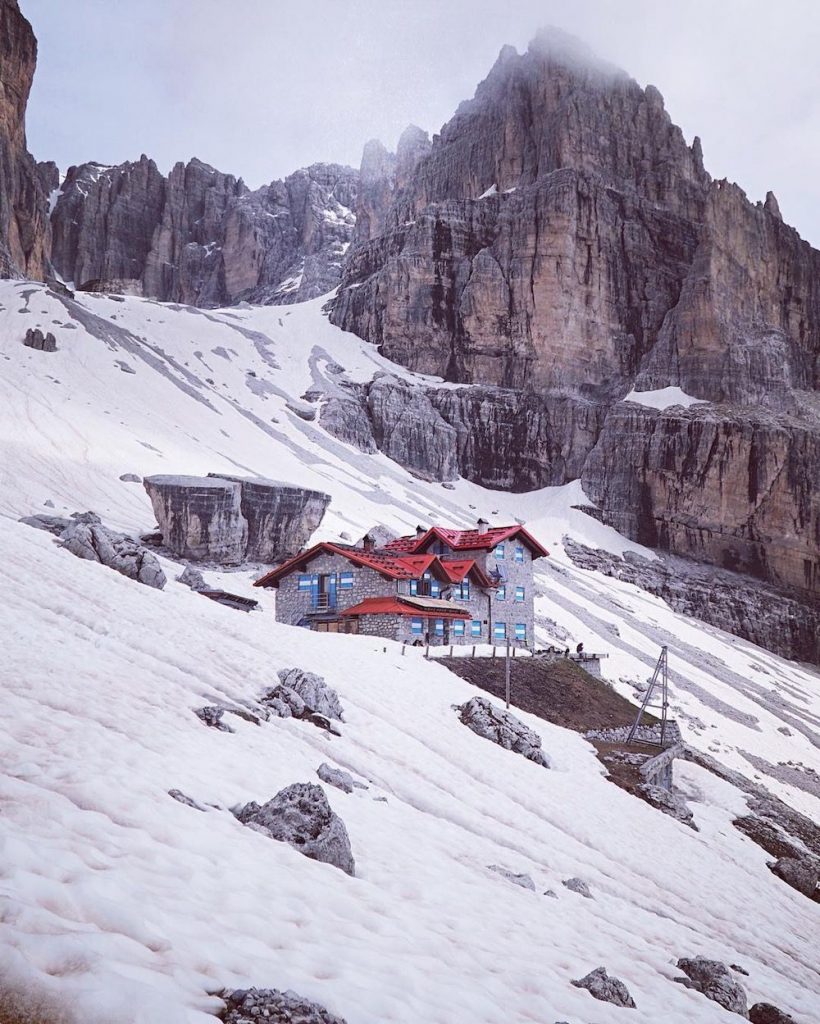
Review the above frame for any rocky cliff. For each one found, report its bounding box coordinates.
[0,0,51,279]
[329,29,820,621]
[50,158,358,305]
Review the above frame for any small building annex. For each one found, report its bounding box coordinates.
[254,519,548,645]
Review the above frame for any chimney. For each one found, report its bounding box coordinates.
[477,518,489,535]
[415,524,425,538]
[362,533,374,551]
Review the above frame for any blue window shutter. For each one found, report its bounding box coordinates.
[434,618,445,636]
[411,617,423,635]
[496,584,506,601]
[339,572,354,590]
[431,579,440,597]
[453,620,465,636]
[495,543,505,559]
[410,579,418,596]
[493,622,506,640]
[515,586,525,602]
[471,620,481,637]
[515,545,524,563]
[298,575,312,591]
[515,623,526,641]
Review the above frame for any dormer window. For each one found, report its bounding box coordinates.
[411,572,440,597]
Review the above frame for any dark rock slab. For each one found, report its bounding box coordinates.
[676,956,748,1016]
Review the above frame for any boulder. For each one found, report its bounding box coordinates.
[168,789,206,811]
[316,763,366,794]
[119,473,142,483]
[221,987,347,1024]
[235,783,355,876]
[571,966,636,1008]
[770,856,819,897]
[637,784,697,829]
[177,564,208,592]
[457,697,550,768]
[488,865,536,891]
[749,1003,796,1024]
[676,957,748,1016]
[562,877,593,899]
[276,668,344,721]
[59,513,167,589]
[194,706,234,733]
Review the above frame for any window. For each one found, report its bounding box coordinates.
[453,619,465,637]
[515,585,525,603]
[434,618,445,636]
[494,543,505,560]
[496,584,506,601]
[515,623,527,642]
[471,620,482,637]
[493,622,507,640]
[410,617,424,636]
[339,572,354,590]
[298,574,314,591]
[415,572,440,598]
[455,579,470,601]
[514,545,525,563]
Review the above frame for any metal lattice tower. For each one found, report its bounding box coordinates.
[627,646,669,746]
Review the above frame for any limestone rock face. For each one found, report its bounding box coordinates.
[563,539,820,664]
[142,474,330,565]
[581,402,819,599]
[320,374,601,490]
[0,0,51,280]
[328,30,819,627]
[770,856,819,897]
[50,158,358,305]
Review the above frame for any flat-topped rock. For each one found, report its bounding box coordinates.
[143,474,329,565]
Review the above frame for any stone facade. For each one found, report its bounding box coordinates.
[272,532,537,646]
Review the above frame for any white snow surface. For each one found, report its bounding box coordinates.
[1,280,818,1023]
[622,386,709,410]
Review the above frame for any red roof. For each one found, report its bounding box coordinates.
[254,542,430,588]
[384,524,549,558]
[340,597,470,619]
[253,524,546,589]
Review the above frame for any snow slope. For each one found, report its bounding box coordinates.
[1,280,818,1023]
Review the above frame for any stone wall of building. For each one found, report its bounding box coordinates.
[274,552,392,626]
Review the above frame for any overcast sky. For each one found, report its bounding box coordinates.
[24,0,820,247]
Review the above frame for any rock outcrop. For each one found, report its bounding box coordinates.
[488,865,536,891]
[457,696,550,768]
[676,957,748,1016]
[23,327,56,351]
[328,29,819,636]
[0,0,51,280]
[142,474,330,565]
[221,987,347,1024]
[50,157,357,305]
[749,1003,796,1024]
[235,783,356,876]
[58,512,166,589]
[571,966,635,1008]
[272,668,345,722]
[769,855,819,898]
[563,539,820,664]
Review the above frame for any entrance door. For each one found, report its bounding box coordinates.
[317,573,337,611]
